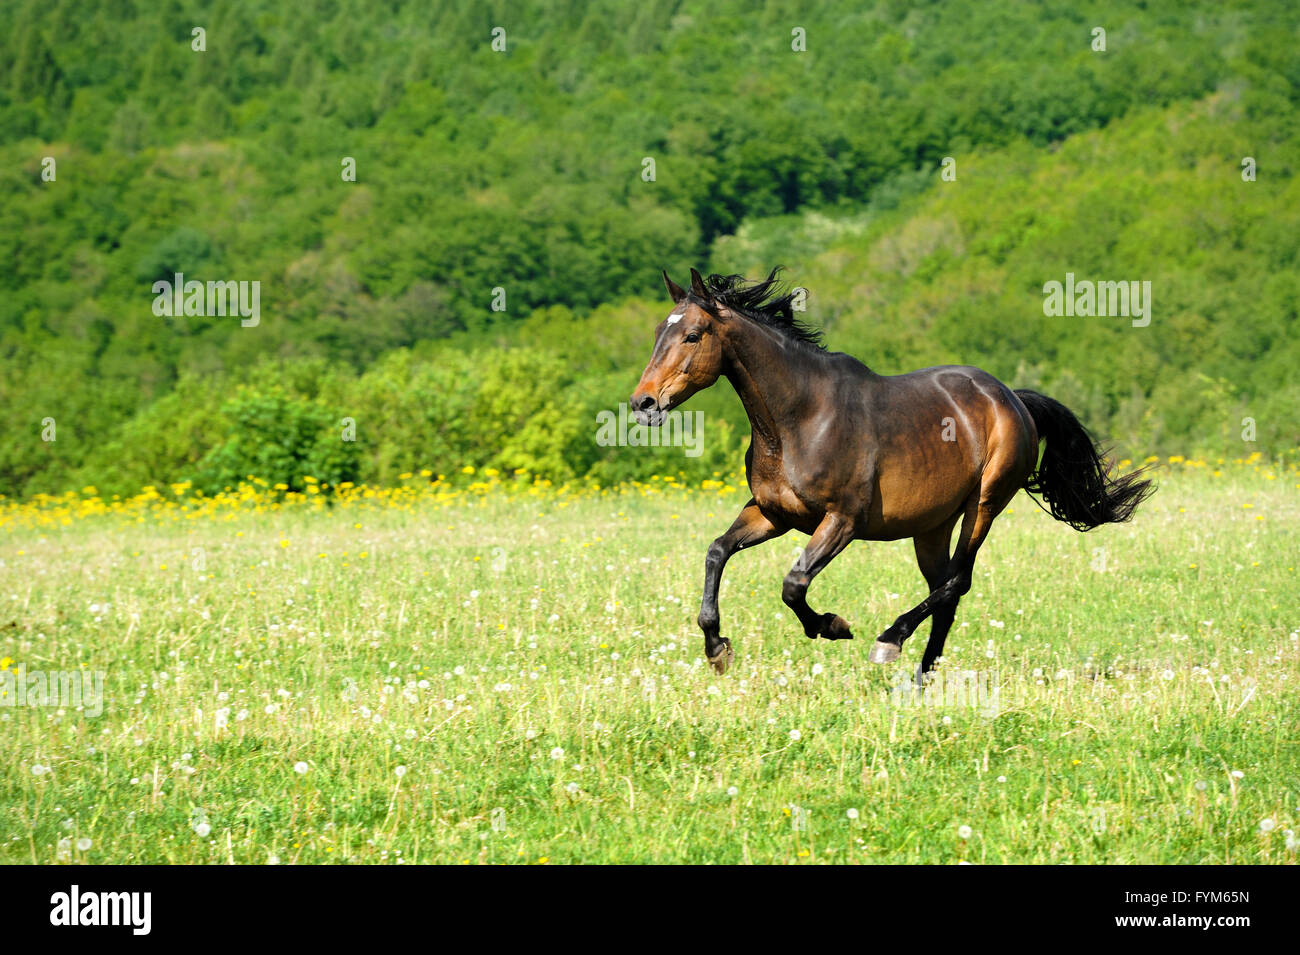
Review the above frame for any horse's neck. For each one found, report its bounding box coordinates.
[722,321,824,452]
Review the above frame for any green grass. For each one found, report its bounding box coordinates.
[2,466,1298,863]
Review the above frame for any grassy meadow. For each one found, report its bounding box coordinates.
[1,456,1297,864]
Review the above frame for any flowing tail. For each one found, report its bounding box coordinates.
[1014,389,1155,531]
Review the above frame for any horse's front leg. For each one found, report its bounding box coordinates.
[699,500,786,673]
[782,513,856,641]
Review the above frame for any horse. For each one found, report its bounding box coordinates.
[630,268,1154,682]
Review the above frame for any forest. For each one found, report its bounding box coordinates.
[2,0,1297,495]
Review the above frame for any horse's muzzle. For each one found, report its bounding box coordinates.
[630,392,666,427]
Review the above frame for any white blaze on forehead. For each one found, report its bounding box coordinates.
[666,310,684,325]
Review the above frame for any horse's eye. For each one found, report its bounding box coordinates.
[684,332,701,343]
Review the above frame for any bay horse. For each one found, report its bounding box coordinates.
[631,268,1154,681]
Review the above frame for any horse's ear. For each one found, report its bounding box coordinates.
[689,268,710,300]
[662,270,686,304]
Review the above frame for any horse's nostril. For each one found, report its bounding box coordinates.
[635,394,657,412]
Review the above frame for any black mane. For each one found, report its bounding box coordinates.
[694,269,825,349]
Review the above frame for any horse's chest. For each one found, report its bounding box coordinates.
[748,450,823,529]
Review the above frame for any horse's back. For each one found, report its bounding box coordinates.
[877,364,1034,444]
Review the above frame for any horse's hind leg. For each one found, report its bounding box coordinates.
[866,514,960,666]
[871,388,1036,668]
[913,519,960,682]
[871,472,1018,664]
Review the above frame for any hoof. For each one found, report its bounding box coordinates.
[868,640,901,664]
[807,613,854,641]
[708,641,734,675]
[822,614,854,641]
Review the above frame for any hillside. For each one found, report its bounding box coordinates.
[1,0,1296,494]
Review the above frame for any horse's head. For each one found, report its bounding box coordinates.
[630,269,727,426]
